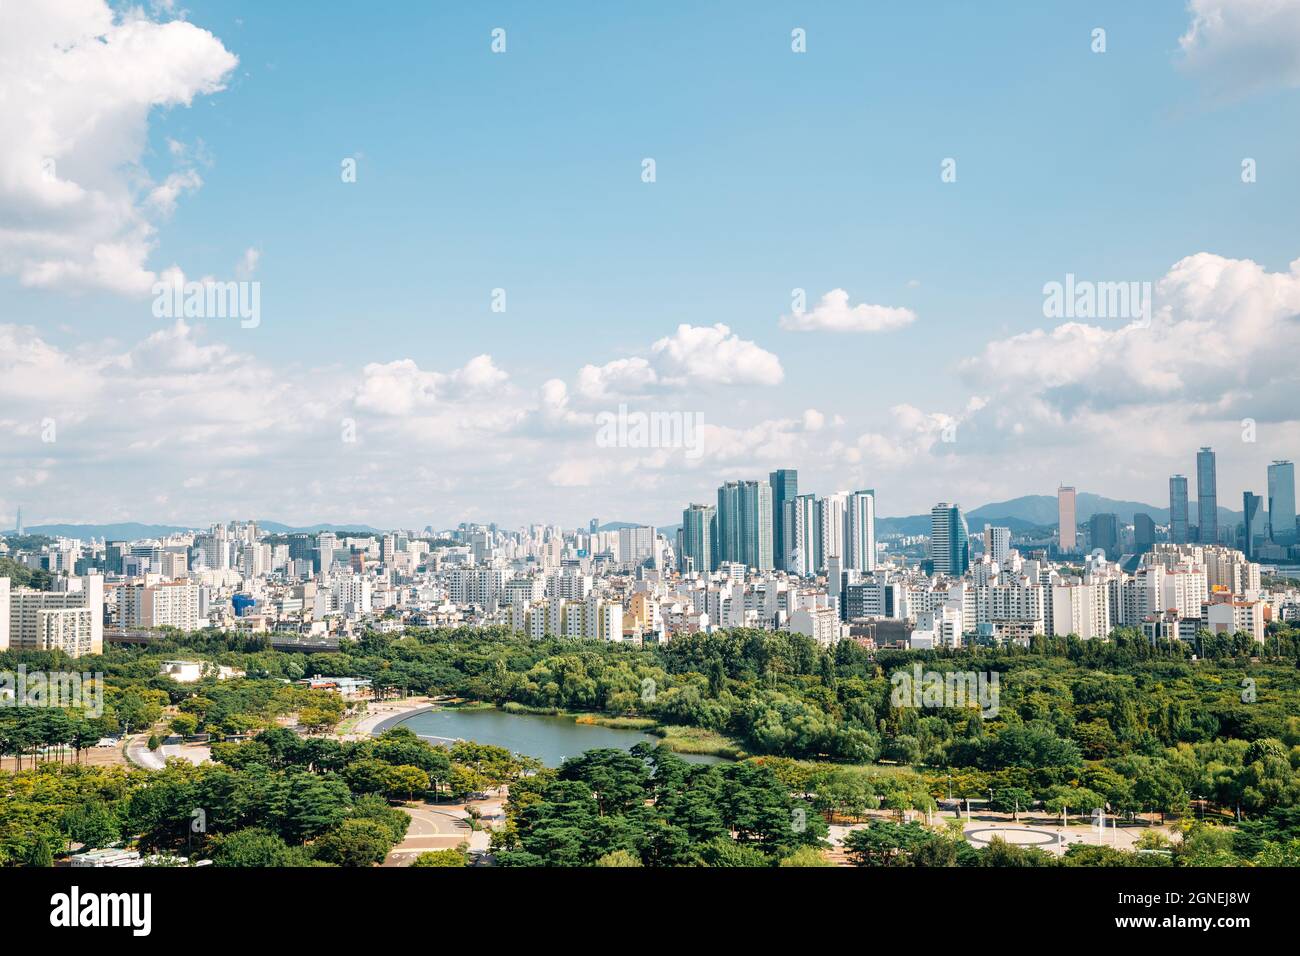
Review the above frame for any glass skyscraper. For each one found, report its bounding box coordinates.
[1088,512,1119,560]
[680,503,716,573]
[1169,474,1189,544]
[929,503,970,576]
[1243,492,1264,559]
[1133,512,1156,553]
[1196,447,1218,544]
[768,468,798,571]
[716,480,773,570]
[1268,460,1296,545]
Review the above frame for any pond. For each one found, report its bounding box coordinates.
[390,707,725,768]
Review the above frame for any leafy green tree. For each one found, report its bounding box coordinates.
[595,849,644,867]
[990,787,1034,820]
[843,820,935,867]
[411,847,468,867]
[210,828,294,867]
[779,846,832,867]
[312,818,395,867]
[696,837,771,867]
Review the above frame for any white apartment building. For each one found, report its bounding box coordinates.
[1206,599,1265,643]
[845,491,877,572]
[4,575,103,656]
[448,568,511,607]
[332,575,373,616]
[789,604,840,645]
[817,493,846,571]
[915,603,964,648]
[1163,568,1209,619]
[33,607,95,656]
[987,579,1045,627]
[118,580,200,631]
[1050,581,1110,639]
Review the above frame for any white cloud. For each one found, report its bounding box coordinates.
[353,354,509,416]
[6,252,1300,527]
[576,357,659,401]
[780,288,917,333]
[650,323,784,387]
[235,247,260,278]
[0,1,237,295]
[960,253,1300,417]
[1179,0,1300,98]
[575,324,783,400]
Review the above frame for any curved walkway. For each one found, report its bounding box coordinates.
[383,799,499,866]
[342,697,435,740]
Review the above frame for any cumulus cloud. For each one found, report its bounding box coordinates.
[353,354,509,415]
[960,253,1300,418]
[650,323,784,387]
[780,288,917,333]
[0,0,237,294]
[6,252,1300,527]
[575,323,783,400]
[1178,0,1300,98]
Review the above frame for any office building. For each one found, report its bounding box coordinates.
[930,503,970,576]
[716,480,773,571]
[768,469,798,573]
[1088,513,1120,560]
[679,504,716,574]
[783,494,821,577]
[1058,485,1077,552]
[1269,460,1296,545]
[1133,513,1156,554]
[984,525,1011,564]
[1243,492,1265,559]
[1197,447,1218,544]
[845,489,877,572]
[1169,475,1189,545]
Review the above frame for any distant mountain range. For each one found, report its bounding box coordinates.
[1,521,384,540]
[1,493,1252,543]
[965,493,1243,528]
[878,493,1247,537]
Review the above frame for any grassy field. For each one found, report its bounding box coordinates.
[649,724,748,759]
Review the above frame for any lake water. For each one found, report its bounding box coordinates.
[393,707,724,768]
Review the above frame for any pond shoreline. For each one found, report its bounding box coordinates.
[371,702,738,766]
[369,703,437,737]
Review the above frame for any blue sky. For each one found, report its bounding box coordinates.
[3,0,1300,529]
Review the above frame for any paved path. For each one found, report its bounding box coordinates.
[340,697,435,740]
[126,734,166,769]
[384,794,503,866]
[125,735,210,769]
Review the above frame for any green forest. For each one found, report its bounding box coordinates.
[3,621,1300,866]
